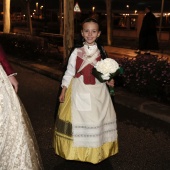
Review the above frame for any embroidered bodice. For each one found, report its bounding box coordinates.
[61,44,101,87]
[75,46,101,84]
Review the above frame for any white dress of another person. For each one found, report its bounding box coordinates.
[53,43,118,164]
[0,47,43,170]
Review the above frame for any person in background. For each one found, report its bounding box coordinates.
[53,18,118,164]
[0,46,43,170]
[136,6,159,55]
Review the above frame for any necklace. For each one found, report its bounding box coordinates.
[78,47,99,73]
[83,42,96,49]
[84,43,98,59]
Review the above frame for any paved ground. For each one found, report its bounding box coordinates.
[8,44,170,124]
[14,63,170,170]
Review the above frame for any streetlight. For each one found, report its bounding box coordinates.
[126,5,130,29]
[92,6,95,13]
[40,6,43,10]
[23,14,26,20]
[36,2,39,12]
[40,6,44,19]
[126,5,129,9]
[36,2,39,18]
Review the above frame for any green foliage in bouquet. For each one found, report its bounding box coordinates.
[92,66,123,96]
[92,67,123,83]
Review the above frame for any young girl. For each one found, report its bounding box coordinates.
[53,18,118,164]
[0,46,43,169]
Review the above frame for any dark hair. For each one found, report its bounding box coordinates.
[81,18,107,59]
[81,17,100,30]
[70,17,107,60]
[146,6,152,11]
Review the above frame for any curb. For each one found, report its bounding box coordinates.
[115,90,170,123]
[9,57,170,124]
[9,58,63,81]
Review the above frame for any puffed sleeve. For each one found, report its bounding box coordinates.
[0,45,16,76]
[61,48,77,88]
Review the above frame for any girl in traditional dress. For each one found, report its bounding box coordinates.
[0,46,43,170]
[53,18,118,164]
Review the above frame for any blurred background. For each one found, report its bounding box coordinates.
[0,0,169,36]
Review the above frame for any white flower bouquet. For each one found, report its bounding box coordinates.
[92,58,123,95]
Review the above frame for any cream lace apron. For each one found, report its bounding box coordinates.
[71,48,117,147]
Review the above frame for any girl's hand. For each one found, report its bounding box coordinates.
[106,79,114,87]
[59,86,67,103]
[9,76,19,93]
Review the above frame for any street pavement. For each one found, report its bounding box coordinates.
[8,45,170,124]
[14,63,170,170]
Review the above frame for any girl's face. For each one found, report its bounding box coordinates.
[81,21,101,45]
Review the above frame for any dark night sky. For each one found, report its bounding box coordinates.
[77,0,169,12]
[9,0,170,13]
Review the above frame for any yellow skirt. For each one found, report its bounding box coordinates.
[53,81,118,164]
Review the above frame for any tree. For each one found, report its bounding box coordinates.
[26,0,33,35]
[106,0,113,45]
[63,0,74,64]
[59,0,63,34]
[3,0,11,33]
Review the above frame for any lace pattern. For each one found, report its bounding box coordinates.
[0,65,43,170]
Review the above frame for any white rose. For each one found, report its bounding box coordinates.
[101,73,110,80]
[95,58,119,74]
